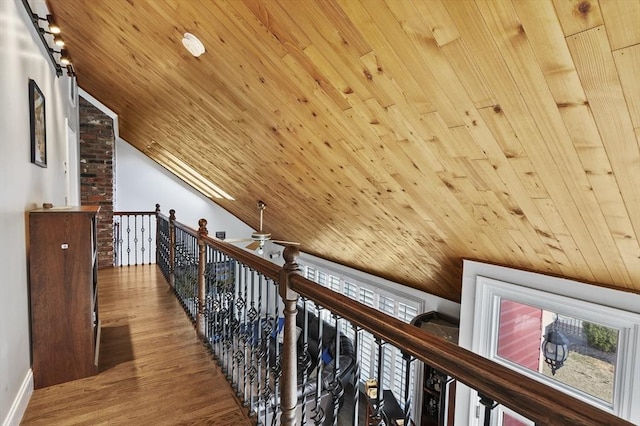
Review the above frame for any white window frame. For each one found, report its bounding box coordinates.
[458,260,640,425]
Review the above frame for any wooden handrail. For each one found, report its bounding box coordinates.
[172,219,199,238]
[289,272,632,426]
[199,234,281,281]
[113,210,158,216]
[166,214,632,425]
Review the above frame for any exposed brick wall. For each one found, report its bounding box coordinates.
[79,97,115,268]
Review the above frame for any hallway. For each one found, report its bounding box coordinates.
[22,265,253,425]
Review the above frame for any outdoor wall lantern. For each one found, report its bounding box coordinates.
[542,329,570,375]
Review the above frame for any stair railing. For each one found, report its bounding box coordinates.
[154,207,631,426]
[113,206,158,266]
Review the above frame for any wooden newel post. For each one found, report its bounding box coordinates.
[279,246,301,426]
[169,209,176,289]
[196,219,208,341]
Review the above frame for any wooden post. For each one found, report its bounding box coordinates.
[196,219,208,341]
[279,246,301,426]
[169,209,176,289]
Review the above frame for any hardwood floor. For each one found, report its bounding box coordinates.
[21,265,254,426]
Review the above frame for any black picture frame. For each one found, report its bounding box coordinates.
[29,79,47,168]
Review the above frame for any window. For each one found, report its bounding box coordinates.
[298,262,423,408]
[471,275,640,423]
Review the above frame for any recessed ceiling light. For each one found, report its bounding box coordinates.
[182,32,205,57]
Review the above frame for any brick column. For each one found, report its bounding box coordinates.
[79,97,115,268]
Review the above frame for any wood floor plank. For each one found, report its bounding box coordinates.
[21,266,254,426]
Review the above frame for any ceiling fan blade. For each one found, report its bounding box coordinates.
[272,240,300,246]
[223,238,252,243]
[245,240,261,250]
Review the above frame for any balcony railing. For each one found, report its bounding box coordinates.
[121,206,632,426]
[113,207,158,266]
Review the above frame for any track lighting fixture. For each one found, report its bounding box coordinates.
[23,0,71,78]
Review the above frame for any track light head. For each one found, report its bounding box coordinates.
[53,34,65,47]
[59,49,71,66]
[49,48,72,66]
[46,15,60,34]
[33,13,61,34]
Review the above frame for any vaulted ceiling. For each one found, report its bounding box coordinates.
[49,0,639,302]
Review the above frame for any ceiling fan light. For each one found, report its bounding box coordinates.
[182,32,205,57]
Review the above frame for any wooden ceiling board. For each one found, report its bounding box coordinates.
[48,0,640,302]
[567,27,640,241]
[599,0,640,50]
[613,44,640,129]
[551,0,604,37]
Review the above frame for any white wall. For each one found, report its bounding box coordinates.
[115,136,253,237]
[0,0,79,424]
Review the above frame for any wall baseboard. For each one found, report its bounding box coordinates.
[2,369,33,426]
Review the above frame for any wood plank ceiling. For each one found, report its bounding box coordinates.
[49,0,639,302]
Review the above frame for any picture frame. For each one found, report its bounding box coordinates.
[29,79,47,167]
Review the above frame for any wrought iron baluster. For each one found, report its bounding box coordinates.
[140,215,146,265]
[351,324,362,426]
[212,249,221,362]
[255,273,264,419]
[261,276,273,426]
[402,352,414,426]
[113,218,120,266]
[133,215,138,265]
[232,261,243,392]
[258,279,271,425]
[241,264,250,405]
[126,215,131,266]
[117,217,124,267]
[156,214,170,281]
[148,214,153,264]
[205,246,212,346]
[373,338,385,424]
[224,254,236,380]
[225,262,242,386]
[331,315,342,426]
[311,303,325,426]
[247,269,258,415]
[270,280,281,425]
[298,299,310,425]
[215,252,223,361]
[191,232,198,320]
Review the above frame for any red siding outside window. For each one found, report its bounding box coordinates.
[497,299,543,371]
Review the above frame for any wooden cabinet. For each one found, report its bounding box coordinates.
[28,206,101,389]
[411,312,459,426]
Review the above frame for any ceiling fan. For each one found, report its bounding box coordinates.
[224,200,300,254]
